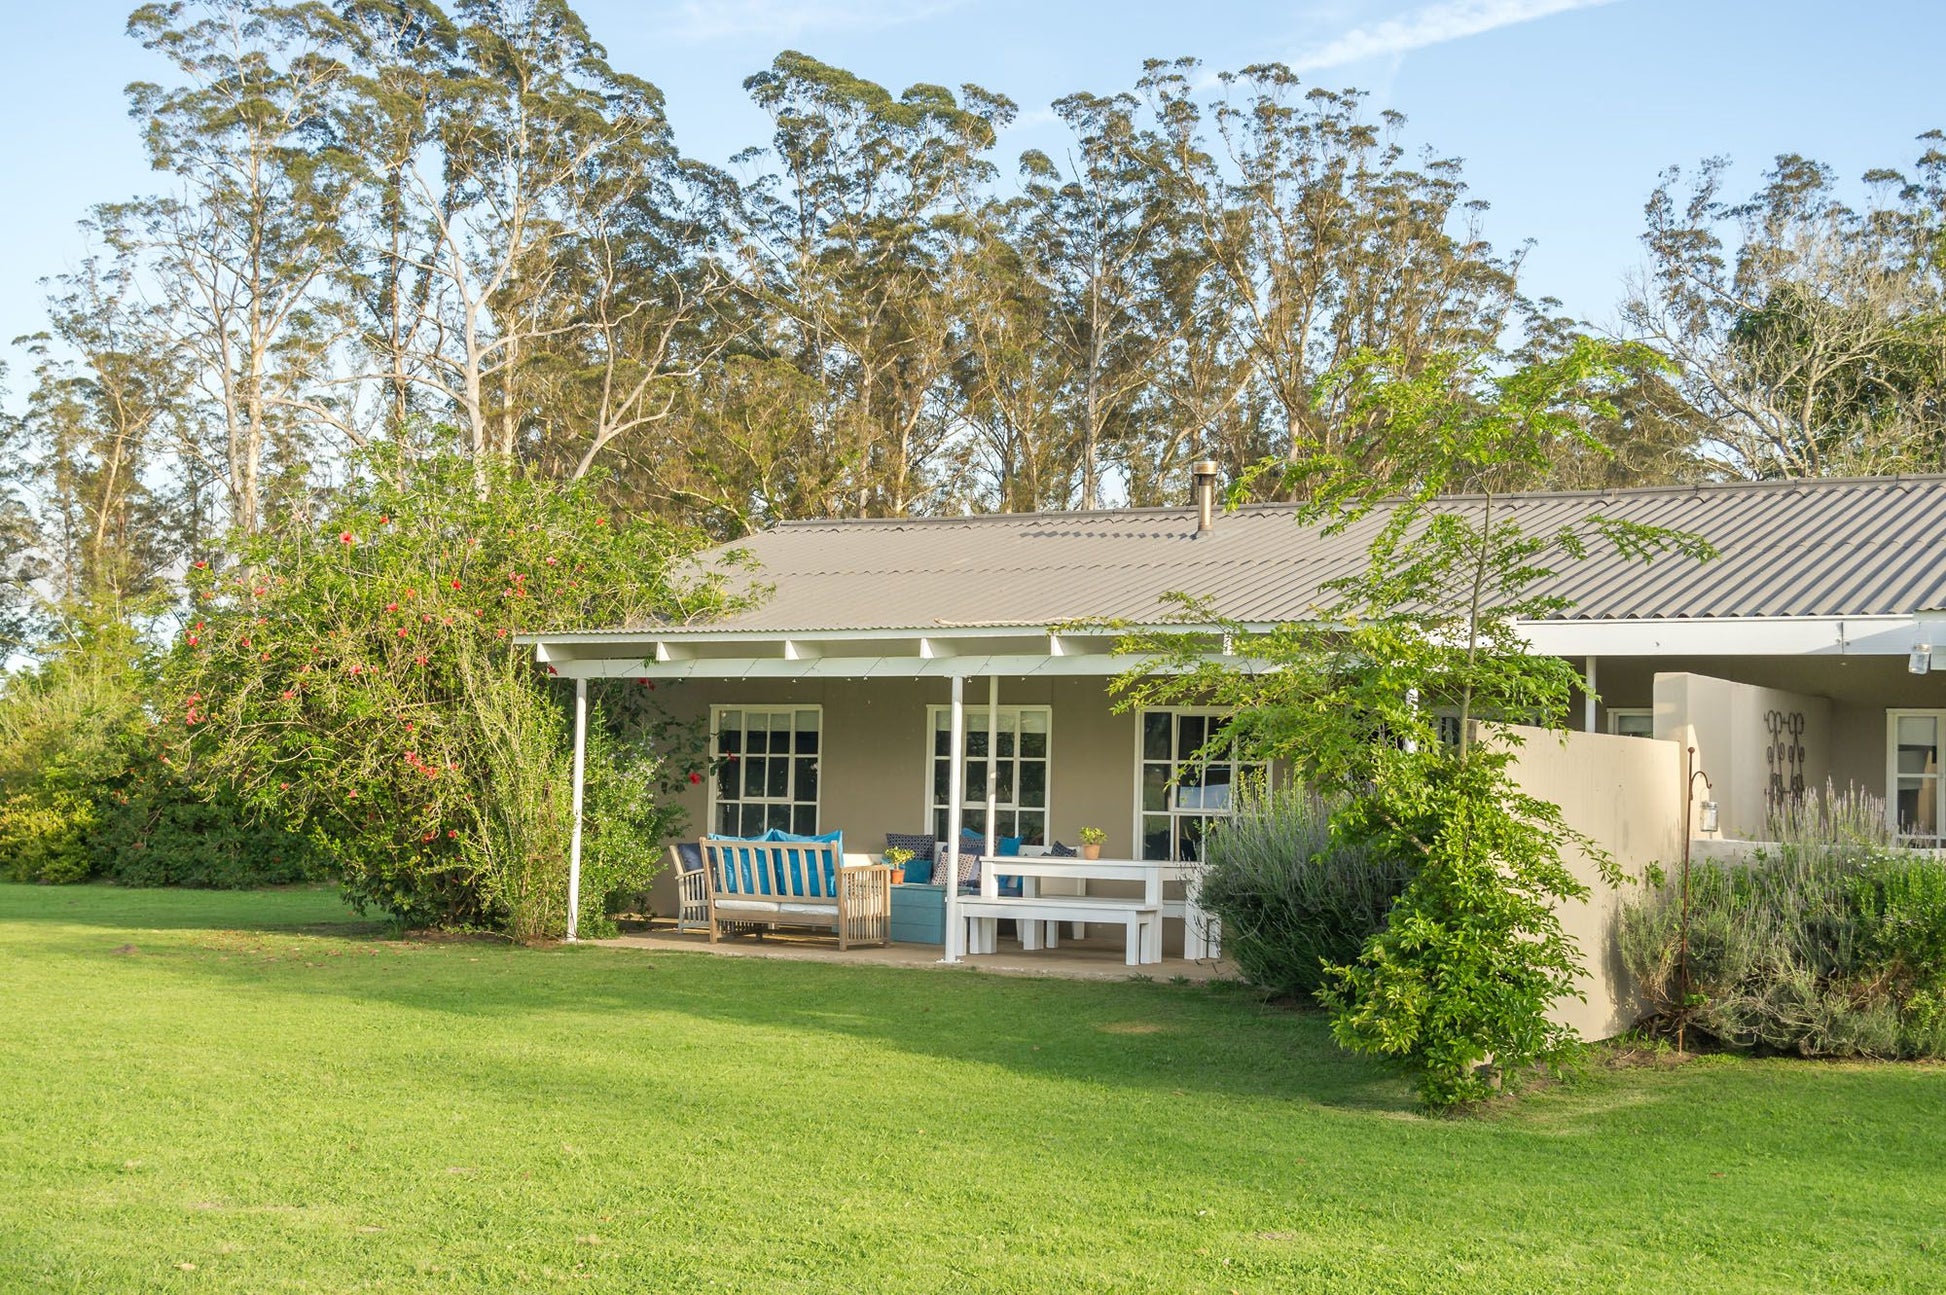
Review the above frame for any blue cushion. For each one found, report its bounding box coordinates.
[900,856,936,885]
[706,831,841,896]
[998,836,1022,856]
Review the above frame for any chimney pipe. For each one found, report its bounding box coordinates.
[1191,459,1219,534]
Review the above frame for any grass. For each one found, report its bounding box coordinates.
[1,887,1944,1293]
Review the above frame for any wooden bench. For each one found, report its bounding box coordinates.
[958,895,1159,966]
[699,840,892,950]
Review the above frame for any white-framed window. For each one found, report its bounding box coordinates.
[927,706,1051,844]
[710,706,822,837]
[1137,708,1266,862]
[1608,708,1655,739]
[1888,710,1945,844]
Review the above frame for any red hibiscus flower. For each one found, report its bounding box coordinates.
[687,772,701,784]
[339,531,356,545]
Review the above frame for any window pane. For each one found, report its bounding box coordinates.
[1143,711,1172,762]
[998,729,1016,758]
[1178,816,1208,862]
[717,804,737,834]
[740,804,763,836]
[997,762,1015,805]
[1019,717,1047,759]
[965,762,987,803]
[1142,764,1170,813]
[716,762,738,800]
[766,759,789,798]
[766,804,791,832]
[717,723,741,756]
[1180,714,1207,754]
[747,727,769,755]
[743,758,764,797]
[795,757,818,805]
[935,725,952,757]
[1898,778,1937,837]
[795,727,818,755]
[1015,811,1044,845]
[1897,716,1939,776]
[1141,816,1172,861]
[933,759,949,802]
[796,709,819,734]
[792,805,817,835]
[1019,761,1045,809]
[1614,712,1655,739]
[967,729,989,759]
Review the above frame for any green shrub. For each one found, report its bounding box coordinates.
[1618,786,1946,1058]
[93,756,327,888]
[1199,789,1413,998]
[166,445,727,936]
[0,790,97,883]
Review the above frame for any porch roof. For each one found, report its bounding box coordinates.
[526,475,1946,677]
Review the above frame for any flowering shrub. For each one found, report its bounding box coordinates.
[163,447,731,936]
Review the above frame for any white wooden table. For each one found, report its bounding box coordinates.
[969,855,1217,964]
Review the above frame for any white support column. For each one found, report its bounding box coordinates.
[566,677,588,943]
[1585,655,1599,733]
[984,676,999,858]
[943,675,966,963]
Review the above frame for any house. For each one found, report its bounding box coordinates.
[524,470,1946,966]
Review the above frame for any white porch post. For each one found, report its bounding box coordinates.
[566,677,588,943]
[943,674,966,962]
[984,676,999,858]
[1585,655,1599,733]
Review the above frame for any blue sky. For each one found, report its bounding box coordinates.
[1,0,1941,354]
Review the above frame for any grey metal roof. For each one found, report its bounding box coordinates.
[651,475,1946,635]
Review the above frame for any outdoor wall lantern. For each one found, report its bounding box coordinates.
[1912,643,1933,676]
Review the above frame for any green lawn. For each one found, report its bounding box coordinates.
[0,888,1941,1294]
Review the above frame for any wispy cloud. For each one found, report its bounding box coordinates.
[661,0,966,43]
[1290,0,1620,72]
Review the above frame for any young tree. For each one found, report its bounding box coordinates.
[1114,339,1711,1109]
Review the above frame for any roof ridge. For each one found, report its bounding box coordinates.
[762,473,1946,532]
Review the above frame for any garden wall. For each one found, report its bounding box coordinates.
[1499,724,1686,1039]
[1652,672,1831,840]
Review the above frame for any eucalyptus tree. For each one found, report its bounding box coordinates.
[123,0,359,534]
[1140,60,1522,490]
[1009,91,1187,508]
[1623,145,1946,479]
[14,253,187,607]
[728,52,1014,517]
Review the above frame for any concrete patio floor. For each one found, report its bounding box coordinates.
[592,925,1237,983]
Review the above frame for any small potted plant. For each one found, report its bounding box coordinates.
[883,845,915,883]
[1078,827,1107,860]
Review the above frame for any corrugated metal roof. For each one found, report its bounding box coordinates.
[647,475,1946,634]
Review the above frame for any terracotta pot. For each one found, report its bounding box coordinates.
[1080,843,1102,860]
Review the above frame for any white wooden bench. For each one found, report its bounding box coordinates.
[957,895,1159,966]
[699,840,892,950]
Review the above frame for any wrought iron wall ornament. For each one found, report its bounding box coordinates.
[1765,708,1807,808]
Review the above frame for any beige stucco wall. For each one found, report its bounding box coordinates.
[1500,724,1686,1040]
[1652,672,1832,839]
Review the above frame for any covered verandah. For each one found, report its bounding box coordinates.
[528,624,1228,967]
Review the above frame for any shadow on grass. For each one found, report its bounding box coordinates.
[0,881,385,937]
[13,895,1416,1114]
